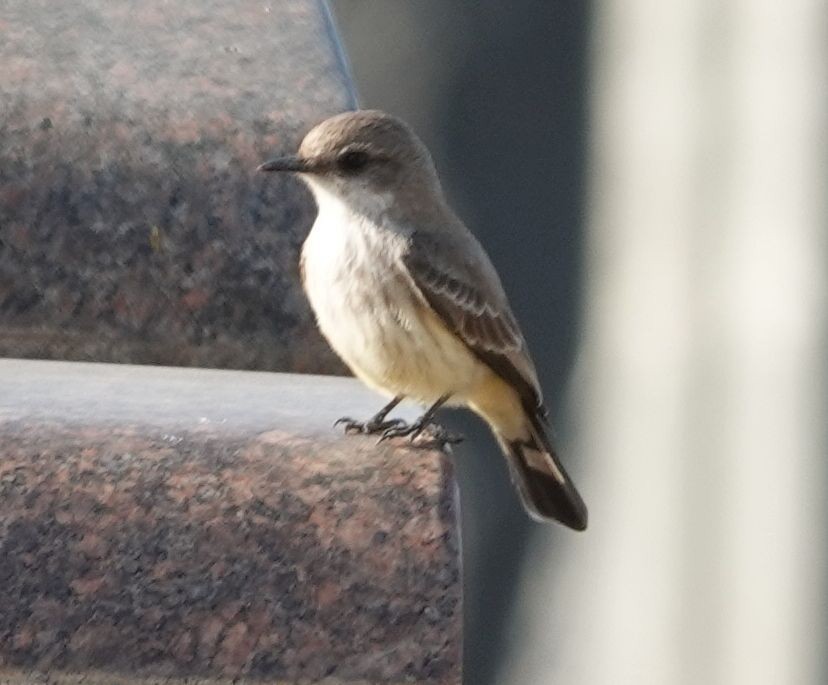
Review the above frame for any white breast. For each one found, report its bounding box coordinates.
[300,183,484,405]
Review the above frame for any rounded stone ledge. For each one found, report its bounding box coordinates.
[0,0,354,373]
[0,360,462,685]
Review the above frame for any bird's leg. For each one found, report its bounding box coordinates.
[335,395,407,435]
[378,395,463,445]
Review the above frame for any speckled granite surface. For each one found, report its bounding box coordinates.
[0,0,353,372]
[0,360,462,684]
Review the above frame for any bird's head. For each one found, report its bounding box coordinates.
[259,109,442,213]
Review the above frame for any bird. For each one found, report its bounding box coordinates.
[259,109,587,530]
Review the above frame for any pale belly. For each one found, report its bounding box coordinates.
[301,222,486,406]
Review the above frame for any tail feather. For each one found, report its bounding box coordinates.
[500,415,588,530]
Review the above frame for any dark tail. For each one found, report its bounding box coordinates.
[500,414,588,530]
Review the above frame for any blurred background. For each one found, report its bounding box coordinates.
[333,2,827,684]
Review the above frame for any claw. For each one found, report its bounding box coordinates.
[421,424,464,446]
[378,417,407,431]
[377,423,415,442]
[334,417,364,434]
[377,420,464,448]
[336,415,410,436]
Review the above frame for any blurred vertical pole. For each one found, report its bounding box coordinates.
[717,2,827,683]
[506,0,827,684]
[549,2,702,683]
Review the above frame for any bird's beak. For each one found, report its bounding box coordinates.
[257,155,312,173]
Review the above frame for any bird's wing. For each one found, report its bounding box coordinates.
[402,226,545,416]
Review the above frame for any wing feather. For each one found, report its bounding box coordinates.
[403,229,546,417]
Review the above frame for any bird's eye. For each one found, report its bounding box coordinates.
[337,148,371,173]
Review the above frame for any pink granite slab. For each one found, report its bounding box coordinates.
[0,0,353,373]
[0,360,462,684]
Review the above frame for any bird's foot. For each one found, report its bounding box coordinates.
[334,416,409,435]
[378,420,463,448]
